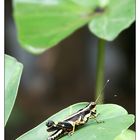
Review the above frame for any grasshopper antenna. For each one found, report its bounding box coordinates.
[95,79,110,104]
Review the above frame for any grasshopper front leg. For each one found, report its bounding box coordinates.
[90,112,104,123]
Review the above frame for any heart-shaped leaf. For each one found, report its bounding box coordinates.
[13,0,135,54]
[88,0,135,41]
[5,54,23,126]
[16,103,134,140]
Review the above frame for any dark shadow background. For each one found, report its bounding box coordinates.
[5,0,135,140]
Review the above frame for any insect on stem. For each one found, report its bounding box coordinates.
[95,79,110,104]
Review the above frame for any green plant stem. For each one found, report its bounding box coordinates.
[95,39,106,104]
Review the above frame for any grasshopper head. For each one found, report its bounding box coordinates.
[88,102,96,109]
[88,102,96,115]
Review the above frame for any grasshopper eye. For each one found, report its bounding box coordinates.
[46,120,55,127]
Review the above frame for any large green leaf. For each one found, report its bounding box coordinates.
[13,0,135,54]
[13,0,94,54]
[16,103,134,140]
[5,54,23,126]
[88,0,135,41]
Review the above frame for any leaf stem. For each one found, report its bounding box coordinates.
[95,39,106,104]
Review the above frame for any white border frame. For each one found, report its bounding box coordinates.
[0,0,4,139]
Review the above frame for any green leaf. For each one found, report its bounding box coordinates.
[13,0,135,54]
[88,0,135,41]
[13,0,94,54]
[16,103,134,140]
[5,54,23,126]
[115,129,135,140]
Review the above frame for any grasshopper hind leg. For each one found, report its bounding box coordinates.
[47,129,64,140]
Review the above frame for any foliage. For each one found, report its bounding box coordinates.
[5,54,23,126]
[8,0,136,139]
[16,103,134,140]
[13,0,135,54]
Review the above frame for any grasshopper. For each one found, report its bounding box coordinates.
[46,80,109,140]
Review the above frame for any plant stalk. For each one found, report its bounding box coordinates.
[95,39,106,104]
